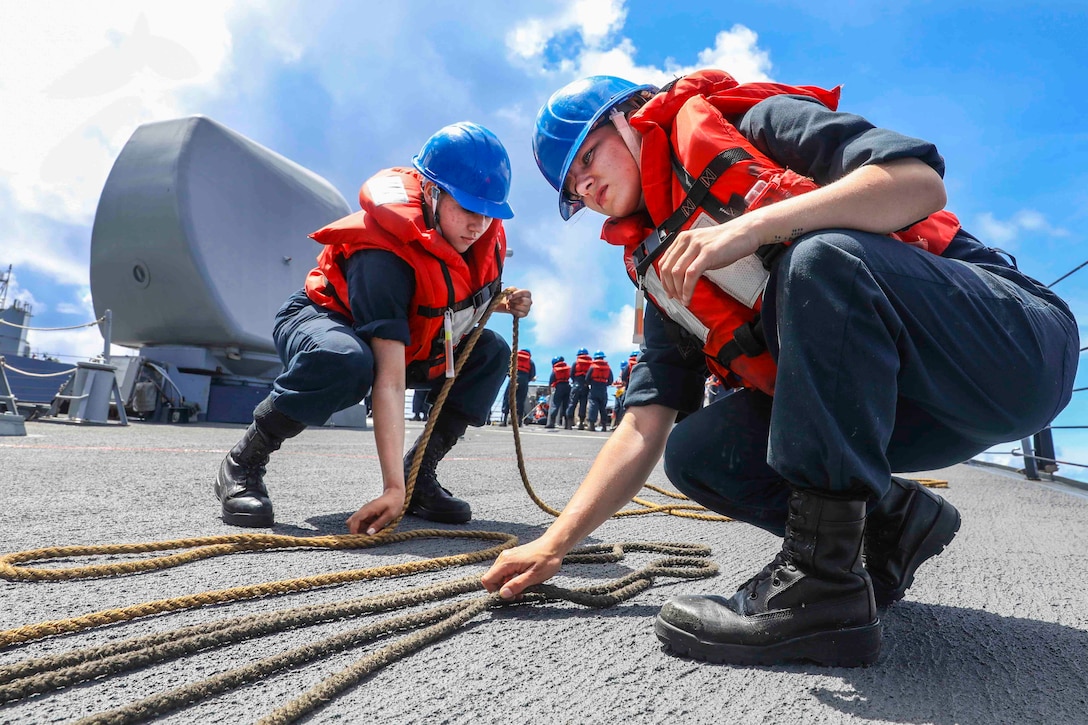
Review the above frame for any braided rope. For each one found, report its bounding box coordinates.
[0,359,77,377]
[505,313,734,522]
[0,291,948,724]
[0,543,716,725]
[0,316,105,331]
[0,529,516,646]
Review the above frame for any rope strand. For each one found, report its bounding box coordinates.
[0,316,105,331]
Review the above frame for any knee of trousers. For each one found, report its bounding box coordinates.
[775,231,870,300]
[663,417,730,498]
[308,347,375,408]
[468,329,512,381]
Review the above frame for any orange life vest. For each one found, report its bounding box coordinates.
[571,353,593,381]
[517,349,533,374]
[601,70,961,396]
[552,360,571,383]
[305,167,505,381]
[588,359,612,384]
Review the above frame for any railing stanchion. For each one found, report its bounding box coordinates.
[1020,437,1039,480]
[1033,428,1058,475]
[102,309,112,364]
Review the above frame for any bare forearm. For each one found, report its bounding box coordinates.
[538,404,675,553]
[752,158,947,244]
[371,383,406,492]
[370,338,408,494]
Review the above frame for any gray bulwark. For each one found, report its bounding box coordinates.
[90,116,350,356]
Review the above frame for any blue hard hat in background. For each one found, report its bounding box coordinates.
[630,350,641,357]
[577,347,589,356]
[413,121,514,220]
[552,355,564,365]
[532,76,657,220]
[521,348,531,356]
[593,350,605,359]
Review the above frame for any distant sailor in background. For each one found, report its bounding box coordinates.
[545,355,571,429]
[215,122,532,533]
[566,347,593,429]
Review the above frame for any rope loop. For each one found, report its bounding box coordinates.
[0,315,105,331]
[0,359,77,378]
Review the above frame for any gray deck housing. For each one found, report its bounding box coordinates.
[90,116,350,355]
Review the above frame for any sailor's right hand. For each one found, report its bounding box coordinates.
[481,540,564,600]
[346,487,406,536]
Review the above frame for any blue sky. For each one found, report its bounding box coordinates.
[1,0,1086,474]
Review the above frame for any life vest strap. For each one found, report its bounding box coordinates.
[416,279,501,318]
[660,147,753,237]
[714,316,767,367]
[633,147,754,279]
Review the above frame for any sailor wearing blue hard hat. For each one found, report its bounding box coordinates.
[217,122,533,536]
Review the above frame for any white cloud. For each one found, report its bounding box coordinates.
[0,270,41,312]
[695,27,774,83]
[507,0,626,60]
[973,209,1069,249]
[0,4,236,223]
[508,1,773,86]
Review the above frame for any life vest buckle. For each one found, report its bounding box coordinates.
[754,243,787,271]
[633,229,673,278]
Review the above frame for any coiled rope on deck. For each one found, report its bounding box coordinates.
[0,288,942,723]
[0,543,717,724]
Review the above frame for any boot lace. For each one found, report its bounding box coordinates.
[742,499,807,599]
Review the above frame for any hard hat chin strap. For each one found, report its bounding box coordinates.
[610,108,642,170]
[425,182,444,237]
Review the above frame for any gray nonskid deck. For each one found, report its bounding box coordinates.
[1,420,1086,724]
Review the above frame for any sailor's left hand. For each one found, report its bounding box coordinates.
[656,217,763,306]
[502,288,533,318]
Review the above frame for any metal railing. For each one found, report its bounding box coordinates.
[981,260,1086,484]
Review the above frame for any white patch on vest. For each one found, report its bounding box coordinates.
[367,175,410,206]
[643,267,709,343]
[689,212,769,308]
[447,286,494,344]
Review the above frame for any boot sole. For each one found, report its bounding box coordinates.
[407,504,471,525]
[875,498,962,608]
[654,617,882,667]
[221,510,274,528]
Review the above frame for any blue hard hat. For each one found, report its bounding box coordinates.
[533,76,657,220]
[412,122,514,220]
[593,350,605,359]
[577,347,589,356]
[551,355,563,365]
[630,350,641,357]
[521,348,531,356]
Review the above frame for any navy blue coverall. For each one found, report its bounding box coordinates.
[547,368,571,428]
[586,360,614,430]
[269,251,509,431]
[622,95,1079,536]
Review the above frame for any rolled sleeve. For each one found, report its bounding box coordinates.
[622,305,706,414]
[735,95,946,186]
[343,250,414,345]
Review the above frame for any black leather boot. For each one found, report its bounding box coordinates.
[215,398,305,528]
[655,488,881,667]
[404,419,471,524]
[865,476,961,607]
